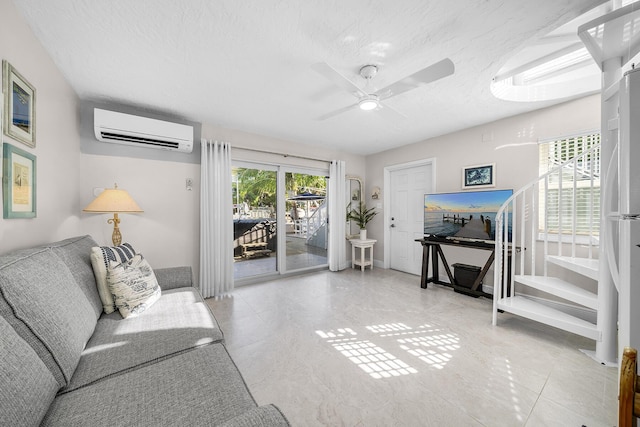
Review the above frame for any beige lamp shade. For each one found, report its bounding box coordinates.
[83,184,143,245]
[83,185,143,213]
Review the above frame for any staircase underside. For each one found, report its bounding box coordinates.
[514,274,598,310]
[495,254,600,341]
[546,255,599,281]
[496,295,600,340]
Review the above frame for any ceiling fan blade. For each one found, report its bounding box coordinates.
[375,102,407,121]
[375,58,455,100]
[312,62,367,98]
[316,102,359,121]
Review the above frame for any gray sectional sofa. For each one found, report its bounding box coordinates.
[0,235,289,426]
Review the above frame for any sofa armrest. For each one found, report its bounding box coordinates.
[219,405,290,427]
[154,266,194,290]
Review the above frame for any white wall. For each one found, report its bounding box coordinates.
[78,155,200,268]
[201,123,366,174]
[365,94,601,275]
[0,0,82,253]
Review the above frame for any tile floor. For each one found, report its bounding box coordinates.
[206,268,617,427]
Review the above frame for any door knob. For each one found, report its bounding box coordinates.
[390,224,396,228]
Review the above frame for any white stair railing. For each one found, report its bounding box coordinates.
[492,144,601,326]
[306,200,327,241]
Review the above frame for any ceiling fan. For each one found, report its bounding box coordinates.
[312,58,455,120]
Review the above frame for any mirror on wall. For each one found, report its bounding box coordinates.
[346,176,363,238]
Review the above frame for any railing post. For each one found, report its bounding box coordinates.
[493,215,503,326]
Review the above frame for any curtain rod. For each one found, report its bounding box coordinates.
[232,146,331,164]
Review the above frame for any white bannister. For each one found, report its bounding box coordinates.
[492,144,601,325]
[306,200,328,240]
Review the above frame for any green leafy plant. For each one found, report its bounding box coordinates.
[347,201,378,229]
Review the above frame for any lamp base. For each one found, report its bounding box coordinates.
[107,213,122,246]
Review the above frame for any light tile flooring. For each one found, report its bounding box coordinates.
[206,268,617,427]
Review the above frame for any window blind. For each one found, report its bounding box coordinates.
[538,133,601,236]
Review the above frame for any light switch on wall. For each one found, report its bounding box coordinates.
[186,178,193,191]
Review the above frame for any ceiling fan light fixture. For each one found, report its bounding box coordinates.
[358,95,379,111]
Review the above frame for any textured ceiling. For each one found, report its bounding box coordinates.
[11,0,607,155]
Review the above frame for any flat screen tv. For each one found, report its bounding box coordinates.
[423,189,513,242]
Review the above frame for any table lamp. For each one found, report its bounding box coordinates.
[83,184,143,246]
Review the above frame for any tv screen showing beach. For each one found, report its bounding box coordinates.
[423,189,513,241]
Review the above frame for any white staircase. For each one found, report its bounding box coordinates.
[492,143,606,343]
[306,201,328,249]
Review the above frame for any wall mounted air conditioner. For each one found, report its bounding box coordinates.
[93,108,193,153]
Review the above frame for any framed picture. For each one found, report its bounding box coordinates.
[3,60,36,147]
[462,163,495,189]
[3,143,36,218]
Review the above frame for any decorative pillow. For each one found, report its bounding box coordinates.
[106,253,161,319]
[90,243,136,314]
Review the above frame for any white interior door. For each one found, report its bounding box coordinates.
[389,163,433,275]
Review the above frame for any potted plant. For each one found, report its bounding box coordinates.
[347,201,378,240]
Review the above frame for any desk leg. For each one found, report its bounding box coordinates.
[431,245,439,283]
[436,246,455,285]
[421,244,430,288]
[361,247,365,271]
[472,251,495,291]
[370,246,374,270]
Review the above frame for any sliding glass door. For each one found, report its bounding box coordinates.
[232,164,278,280]
[232,161,328,281]
[284,170,328,271]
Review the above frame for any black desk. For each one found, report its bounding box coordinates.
[416,237,513,298]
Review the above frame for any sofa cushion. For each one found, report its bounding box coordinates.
[62,287,224,392]
[154,266,193,290]
[90,243,136,314]
[0,248,97,386]
[49,235,103,320]
[44,344,281,426]
[107,254,161,318]
[0,315,59,426]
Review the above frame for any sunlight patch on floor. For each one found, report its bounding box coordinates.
[397,324,460,370]
[316,327,418,379]
[489,358,525,422]
[333,339,418,379]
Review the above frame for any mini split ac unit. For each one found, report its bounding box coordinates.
[93,108,193,153]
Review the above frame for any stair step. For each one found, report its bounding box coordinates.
[546,255,599,280]
[496,295,600,340]
[514,275,598,310]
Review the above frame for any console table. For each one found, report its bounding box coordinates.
[416,236,515,298]
[349,238,377,271]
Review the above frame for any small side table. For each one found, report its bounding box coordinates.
[349,238,377,271]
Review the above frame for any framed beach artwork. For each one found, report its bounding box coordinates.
[462,163,495,189]
[3,142,36,218]
[3,60,36,147]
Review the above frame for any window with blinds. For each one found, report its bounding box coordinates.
[538,133,600,237]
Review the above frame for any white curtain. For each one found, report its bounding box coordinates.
[328,160,347,271]
[200,139,234,298]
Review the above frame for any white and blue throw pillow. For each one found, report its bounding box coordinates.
[90,243,136,314]
[106,253,161,319]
